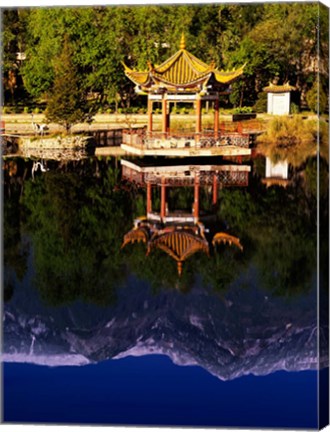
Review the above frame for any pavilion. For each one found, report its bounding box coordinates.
[121,159,244,276]
[121,158,250,222]
[121,34,251,157]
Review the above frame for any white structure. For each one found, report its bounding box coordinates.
[265,157,289,179]
[262,157,289,187]
[263,82,295,115]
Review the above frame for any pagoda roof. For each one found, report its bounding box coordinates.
[147,227,209,276]
[212,232,243,251]
[147,228,209,262]
[263,81,295,93]
[121,226,149,248]
[123,34,245,93]
[261,178,290,188]
[121,221,243,277]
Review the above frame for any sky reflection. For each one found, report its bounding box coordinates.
[4,357,319,428]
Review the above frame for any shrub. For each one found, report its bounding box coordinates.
[23,106,30,114]
[229,81,242,107]
[256,116,317,167]
[233,106,253,114]
[319,120,329,162]
[290,103,300,114]
[306,82,327,114]
[202,107,213,115]
[253,93,267,113]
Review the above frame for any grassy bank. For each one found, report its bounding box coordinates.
[257,116,328,166]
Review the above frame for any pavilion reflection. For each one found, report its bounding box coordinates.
[121,158,249,276]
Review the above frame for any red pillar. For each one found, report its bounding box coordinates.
[160,177,166,220]
[212,174,218,205]
[147,181,152,214]
[214,98,219,138]
[195,97,202,141]
[162,97,167,139]
[166,103,170,133]
[147,98,153,135]
[193,175,200,221]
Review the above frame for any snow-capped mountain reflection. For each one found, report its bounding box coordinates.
[3,271,326,381]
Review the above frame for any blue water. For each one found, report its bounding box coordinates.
[3,354,318,428]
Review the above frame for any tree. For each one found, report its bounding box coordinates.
[306,82,328,114]
[45,35,88,132]
[8,3,329,109]
[2,9,29,103]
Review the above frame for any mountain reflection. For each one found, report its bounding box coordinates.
[2,155,328,380]
[3,269,324,379]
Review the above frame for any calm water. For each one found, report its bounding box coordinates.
[2,154,328,428]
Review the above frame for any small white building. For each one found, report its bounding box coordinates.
[262,157,289,187]
[265,157,289,179]
[263,82,295,115]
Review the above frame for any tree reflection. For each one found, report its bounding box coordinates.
[22,161,132,306]
[218,165,320,297]
[4,154,326,305]
[3,159,29,302]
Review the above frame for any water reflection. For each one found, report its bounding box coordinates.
[262,156,290,187]
[2,154,328,380]
[121,158,245,276]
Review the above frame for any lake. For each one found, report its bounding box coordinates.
[2,153,328,428]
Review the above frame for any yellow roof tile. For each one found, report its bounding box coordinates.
[123,36,245,92]
[121,227,149,248]
[212,232,243,251]
[147,230,209,262]
[263,82,295,93]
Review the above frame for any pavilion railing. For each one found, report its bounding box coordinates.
[122,126,251,149]
[144,171,249,187]
[121,165,250,188]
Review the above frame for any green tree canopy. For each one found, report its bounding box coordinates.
[3,4,329,109]
[45,34,89,132]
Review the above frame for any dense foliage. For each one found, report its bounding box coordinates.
[20,158,132,306]
[44,35,90,131]
[2,3,329,111]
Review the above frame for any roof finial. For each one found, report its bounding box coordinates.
[177,261,183,277]
[180,33,186,50]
